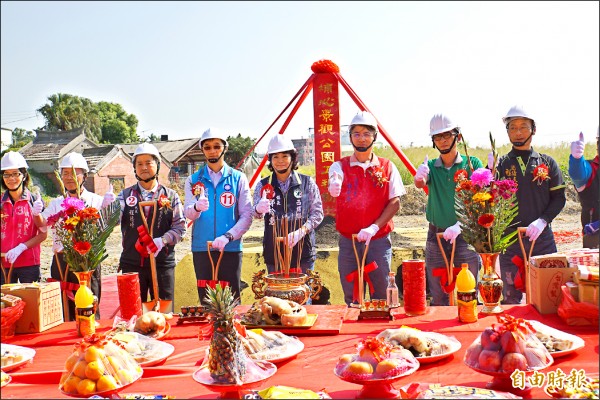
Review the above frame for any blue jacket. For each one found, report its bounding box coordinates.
[190,164,243,252]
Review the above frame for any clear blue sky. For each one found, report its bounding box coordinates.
[1,1,598,150]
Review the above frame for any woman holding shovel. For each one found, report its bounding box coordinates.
[328,111,406,306]
[252,134,323,275]
[414,114,483,306]
[184,128,252,305]
[1,151,46,284]
[117,143,186,312]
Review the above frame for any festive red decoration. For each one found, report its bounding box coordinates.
[454,169,468,182]
[478,214,495,228]
[532,164,550,185]
[311,59,340,73]
[260,183,275,199]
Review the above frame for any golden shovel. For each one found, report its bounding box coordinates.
[139,200,172,313]
[517,226,536,305]
[0,253,14,284]
[435,232,458,306]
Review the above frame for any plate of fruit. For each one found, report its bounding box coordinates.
[377,326,461,364]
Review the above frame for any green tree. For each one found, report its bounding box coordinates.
[37,93,102,142]
[226,133,255,166]
[36,93,139,144]
[8,128,35,150]
[146,133,161,142]
[97,101,139,143]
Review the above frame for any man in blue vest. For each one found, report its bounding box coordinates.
[569,129,599,248]
[184,128,253,304]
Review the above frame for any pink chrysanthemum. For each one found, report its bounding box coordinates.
[470,168,493,187]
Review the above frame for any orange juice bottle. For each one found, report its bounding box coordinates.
[75,282,95,336]
[456,263,478,323]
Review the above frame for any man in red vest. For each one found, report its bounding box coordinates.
[328,111,406,305]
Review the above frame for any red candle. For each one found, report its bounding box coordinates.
[117,273,143,320]
[402,259,427,316]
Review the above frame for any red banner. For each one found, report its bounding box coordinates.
[312,73,340,217]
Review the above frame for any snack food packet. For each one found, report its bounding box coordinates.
[463,314,553,374]
[59,332,143,396]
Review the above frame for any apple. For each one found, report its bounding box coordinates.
[500,331,525,354]
[338,354,354,366]
[478,349,502,372]
[480,328,502,351]
[501,352,528,372]
[464,344,483,367]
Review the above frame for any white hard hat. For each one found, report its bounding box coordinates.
[1,151,29,170]
[267,134,295,155]
[59,152,89,172]
[502,105,535,125]
[199,127,228,147]
[430,114,459,137]
[350,111,378,133]
[133,143,161,162]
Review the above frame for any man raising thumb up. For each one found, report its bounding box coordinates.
[255,189,271,215]
[101,184,116,209]
[328,171,343,198]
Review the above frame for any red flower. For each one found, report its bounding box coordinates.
[78,207,100,221]
[192,182,205,197]
[260,184,275,199]
[73,241,91,255]
[158,194,172,210]
[532,164,550,185]
[478,214,495,228]
[454,169,468,182]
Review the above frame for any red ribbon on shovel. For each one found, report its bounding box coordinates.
[432,267,462,293]
[197,241,229,289]
[346,261,378,302]
[511,255,527,291]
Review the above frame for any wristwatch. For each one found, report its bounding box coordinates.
[224,232,234,243]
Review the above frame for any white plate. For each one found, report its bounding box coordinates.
[529,320,585,358]
[1,343,36,372]
[111,331,175,367]
[415,332,462,364]
[249,336,304,363]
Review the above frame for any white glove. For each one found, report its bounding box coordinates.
[194,186,209,212]
[526,218,547,241]
[570,132,585,159]
[151,237,164,257]
[443,222,462,244]
[414,155,429,183]
[212,235,229,251]
[31,194,44,216]
[357,224,380,245]
[287,228,307,248]
[255,191,271,214]
[487,152,495,170]
[101,184,116,209]
[328,171,342,198]
[5,243,27,264]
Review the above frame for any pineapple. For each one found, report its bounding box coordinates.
[205,284,247,384]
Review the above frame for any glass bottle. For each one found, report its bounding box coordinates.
[386,271,399,307]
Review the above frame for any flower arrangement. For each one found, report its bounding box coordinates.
[47,185,120,273]
[532,164,550,185]
[454,133,519,254]
[367,165,389,188]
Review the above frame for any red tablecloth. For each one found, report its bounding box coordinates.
[2,302,598,399]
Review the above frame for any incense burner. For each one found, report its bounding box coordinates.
[252,270,323,305]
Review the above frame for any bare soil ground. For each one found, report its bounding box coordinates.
[39,185,584,278]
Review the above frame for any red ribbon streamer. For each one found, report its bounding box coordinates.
[511,255,527,291]
[345,261,378,302]
[492,314,536,342]
[431,267,462,293]
[197,279,229,288]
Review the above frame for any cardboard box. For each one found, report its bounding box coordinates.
[578,282,599,305]
[529,255,577,314]
[1,282,63,333]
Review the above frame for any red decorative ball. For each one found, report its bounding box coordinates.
[311,59,340,73]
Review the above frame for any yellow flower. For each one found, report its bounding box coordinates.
[65,215,81,226]
[472,192,492,203]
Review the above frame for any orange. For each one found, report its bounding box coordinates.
[73,360,89,379]
[61,375,81,394]
[76,378,97,395]
[85,360,105,380]
[64,353,80,372]
[96,375,118,392]
[84,346,105,363]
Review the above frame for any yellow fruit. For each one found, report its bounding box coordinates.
[84,346,105,363]
[61,375,81,394]
[73,360,89,379]
[347,361,374,374]
[64,353,79,372]
[106,355,121,372]
[77,378,97,395]
[85,360,105,380]
[96,375,118,392]
[116,369,133,385]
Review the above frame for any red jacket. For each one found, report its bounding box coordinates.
[1,189,42,269]
[335,157,394,239]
